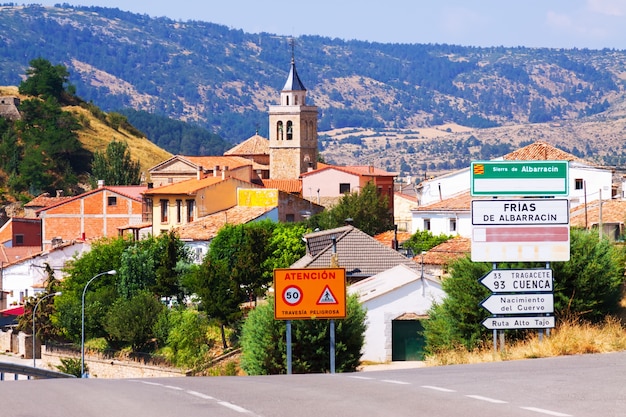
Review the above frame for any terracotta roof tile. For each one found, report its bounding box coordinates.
[416,191,471,211]
[184,155,253,170]
[261,179,302,194]
[143,177,225,195]
[301,164,397,178]
[570,199,626,227]
[503,141,584,162]
[25,193,72,208]
[418,236,470,266]
[175,206,273,241]
[224,134,269,156]
[373,230,412,248]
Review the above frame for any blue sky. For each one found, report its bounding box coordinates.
[34,0,626,49]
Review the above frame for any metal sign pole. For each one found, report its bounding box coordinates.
[286,320,292,375]
[330,319,335,374]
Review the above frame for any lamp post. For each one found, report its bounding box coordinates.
[81,270,116,378]
[32,291,62,368]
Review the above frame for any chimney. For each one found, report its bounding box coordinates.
[197,165,203,180]
[56,190,64,197]
[147,182,153,189]
[344,218,354,226]
[369,164,374,174]
[222,166,229,180]
[214,165,220,177]
[97,180,105,188]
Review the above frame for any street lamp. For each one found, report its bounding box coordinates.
[32,291,62,368]
[81,270,116,378]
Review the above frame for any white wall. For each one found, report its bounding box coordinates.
[2,242,90,306]
[302,169,358,201]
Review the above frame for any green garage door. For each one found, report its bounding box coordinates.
[392,319,425,361]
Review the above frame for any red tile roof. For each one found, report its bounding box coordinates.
[415,191,471,211]
[261,179,302,194]
[24,193,72,208]
[570,199,626,228]
[503,141,585,162]
[143,177,225,195]
[417,236,471,265]
[184,155,253,170]
[36,186,146,213]
[373,230,412,248]
[301,164,397,178]
[175,206,273,241]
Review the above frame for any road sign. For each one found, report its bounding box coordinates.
[274,268,346,320]
[471,225,570,262]
[472,199,569,226]
[482,315,555,330]
[471,161,568,196]
[479,269,553,293]
[480,293,554,315]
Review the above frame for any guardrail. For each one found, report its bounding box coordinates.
[0,362,76,380]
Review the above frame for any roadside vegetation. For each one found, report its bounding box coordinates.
[423,228,626,366]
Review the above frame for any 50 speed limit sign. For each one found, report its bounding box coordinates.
[282,285,302,306]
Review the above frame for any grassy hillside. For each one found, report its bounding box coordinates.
[0,85,171,176]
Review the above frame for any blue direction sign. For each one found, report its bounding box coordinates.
[479,269,553,293]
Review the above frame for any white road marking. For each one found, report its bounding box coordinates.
[520,406,573,416]
[348,376,374,380]
[218,401,251,413]
[466,394,507,404]
[187,390,215,400]
[381,379,411,385]
[421,385,456,393]
[163,385,184,391]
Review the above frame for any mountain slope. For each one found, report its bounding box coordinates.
[2,5,626,177]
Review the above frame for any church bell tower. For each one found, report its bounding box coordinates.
[269,45,318,179]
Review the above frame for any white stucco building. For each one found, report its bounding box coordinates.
[348,264,445,363]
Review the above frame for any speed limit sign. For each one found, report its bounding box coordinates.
[282,285,303,306]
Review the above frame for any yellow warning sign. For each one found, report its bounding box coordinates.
[274,268,346,320]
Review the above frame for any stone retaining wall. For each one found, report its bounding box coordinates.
[41,345,187,378]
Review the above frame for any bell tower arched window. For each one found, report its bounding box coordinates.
[277,121,284,140]
[286,121,293,140]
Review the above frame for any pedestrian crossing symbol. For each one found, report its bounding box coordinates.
[317,285,338,305]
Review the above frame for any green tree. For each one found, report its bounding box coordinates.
[308,181,393,236]
[403,230,453,254]
[240,294,366,375]
[189,258,241,349]
[423,229,626,353]
[91,140,142,186]
[10,97,88,195]
[159,308,210,368]
[18,58,72,102]
[54,237,132,343]
[104,290,164,350]
[261,223,310,282]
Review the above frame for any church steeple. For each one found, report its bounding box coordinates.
[268,42,318,179]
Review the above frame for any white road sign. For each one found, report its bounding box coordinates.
[482,315,555,330]
[480,293,554,315]
[479,269,553,293]
[472,199,569,225]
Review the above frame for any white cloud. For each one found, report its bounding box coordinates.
[587,0,626,16]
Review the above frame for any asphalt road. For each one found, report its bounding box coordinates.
[1,352,624,417]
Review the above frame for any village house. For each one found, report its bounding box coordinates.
[142,176,261,236]
[36,184,148,250]
[348,264,445,362]
[411,142,614,237]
